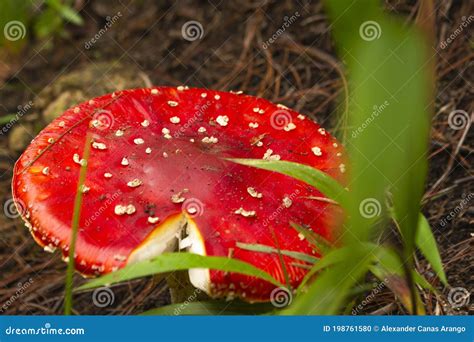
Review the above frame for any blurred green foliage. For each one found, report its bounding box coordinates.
[0,0,82,53]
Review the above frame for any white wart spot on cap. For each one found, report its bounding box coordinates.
[121,157,129,166]
[92,141,107,150]
[284,122,296,131]
[247,187,263,199]
[141,120,150,127]
[73,153,86,166]
[151,89,158,95]
[216,115,229,127]
[170,116,180,124]
[145,147,152,154]
[249,122,259,128]
[148,216,160,224]
[104,173,113,178]
[202,136,218,144]
[297,114,305,120]
[167,100,178,107]
[214,94,221,100]
[127,178,143,188]
[198,127,207,133]
[115,130,124,137]
[114,204,136,215]
[234,207,256,218]
[339,163,346,173]
[311,146,322,156]
[134,138,145,145]
[263,149,280,161]
[282,196,293,208]
[318,128,326,135]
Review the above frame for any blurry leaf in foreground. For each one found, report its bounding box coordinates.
[78,253,282,291]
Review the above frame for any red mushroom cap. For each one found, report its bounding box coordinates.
[12,87,345,302]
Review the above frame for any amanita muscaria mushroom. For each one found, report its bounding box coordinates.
[12,86,346,302]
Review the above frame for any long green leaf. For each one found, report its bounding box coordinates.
[415,214,447,285]
[236,242,318,264]
[64,133,92,315]
[78,253,282,291]
[227,159,349,208]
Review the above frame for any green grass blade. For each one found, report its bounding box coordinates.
[290,222,334,255]
[64,133,92,315]
[284,247,374,315]
[227,159,348,208]
[415,214,447,285]
[141,301,274,316]
[236,242,318,264]
[78,253,282,291]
